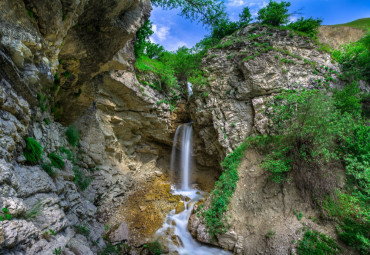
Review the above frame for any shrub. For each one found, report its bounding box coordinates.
[287,17,323,38]
[73,166,91,191]
[203,141,248,237]
[65,125,79,147]
[257,0,291,27]
[59,147,72,160]
[297,229,341,255]
[332,33,370,83]
[24,137,43,164]
[143,241,162,255]
[41,163,58,178]
[48,153,65,169]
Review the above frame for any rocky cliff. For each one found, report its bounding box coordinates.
[0,0,187,254]
[188,25,359,254]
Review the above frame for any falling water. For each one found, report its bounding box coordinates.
[187,82,193,97]
[170,123,193,190]
[156,123,231,255]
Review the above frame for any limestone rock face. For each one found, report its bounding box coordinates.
[318,25,366,49]
[190,24,340,167]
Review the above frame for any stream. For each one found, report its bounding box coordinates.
[155,123,231,255]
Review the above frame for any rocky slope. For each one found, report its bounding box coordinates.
[188,25,359,254]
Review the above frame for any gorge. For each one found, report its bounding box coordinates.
[0,0,369,254]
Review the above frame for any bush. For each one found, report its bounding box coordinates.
[73,166,91,191]
[332,33,370,83]
[287,17,323,38]
[203,141,248,237]
[143,241,162,255]
[257,0,291,27]
[297,229,341,255]
[48,153,65,169]
[24,137,43,164]
[65,125,79,147]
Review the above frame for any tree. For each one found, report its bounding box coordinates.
[239,6,253,27]
[151,0,227,27]
[257,0,291,27]
[134,20,154,55]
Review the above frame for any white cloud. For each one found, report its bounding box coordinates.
[227,0,247,7]
[151,24,170,42]
[167,41,189,52]
[289,16,299,23]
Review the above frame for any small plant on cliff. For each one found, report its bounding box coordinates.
[297,229,340,255]
[143,240,162,255]
[73,166,91,191]
[65,125,79,147]
[24,137,43,164]
[202,141,248,237]
[41,163,58,178]
[75,223,91,237]
[0,207,12,221]
[48,153,65,169]
[53,247,62,255]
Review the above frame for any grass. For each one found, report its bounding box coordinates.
[202,141,248,237]
[65,125,79,147]
[331,18,370,32]
[48,153,65,169]
[75,223,91,237]
[73,166,91,191]
[24,137,43,164]
[297,229,341,255]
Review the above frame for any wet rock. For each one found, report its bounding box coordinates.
[171,235,184,247]
[175,202,185,214]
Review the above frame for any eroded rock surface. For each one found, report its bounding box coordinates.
[190,24,340,167]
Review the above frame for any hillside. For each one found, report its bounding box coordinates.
[331,17,370,31]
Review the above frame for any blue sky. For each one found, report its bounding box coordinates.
[149,0,370,51]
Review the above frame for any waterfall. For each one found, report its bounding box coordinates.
[170,123,193,190]
[187,82,193,97]
[157,122,231,255]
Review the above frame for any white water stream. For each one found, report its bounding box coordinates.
[156,123,231,255]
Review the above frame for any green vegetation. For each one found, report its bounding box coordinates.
[73,166,91,191]
[297,229,341,255]
[24,137,43,164]
[332,33,370,83]
[257,0,291,27]
[48,153,65,169]
[0,207,12,221]
[246,80,369,253]
[41,163,57,178]
[265,230,276,239]
[143,241,162,255]
[65,125,79,147]
[24,200,43,219]
[202,141,248,237]
[60,147,72,160]
[53,247,62,255]
[287,17,323,38]
[75,223,91,237]
[331,18,370,32]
